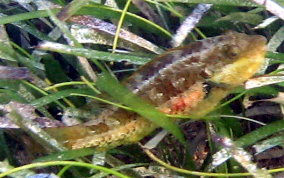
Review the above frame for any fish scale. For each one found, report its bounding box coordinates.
[46,31,267,150]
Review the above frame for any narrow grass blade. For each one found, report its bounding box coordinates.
[96,73,185,145]
[37,41,151,65]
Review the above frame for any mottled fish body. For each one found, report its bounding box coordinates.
[47,31,267,150]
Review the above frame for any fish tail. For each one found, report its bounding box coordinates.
[68,118,156,150]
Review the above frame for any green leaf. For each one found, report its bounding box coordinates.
[236,120,284,147]
[212,120,284,167]
[268,26,284,51]
[30,88,93,108]
[266,51,284,61]
[34,148,96,162]
[253,134,284,155]
[0,6,171,38]
[77,3,172,38]
[155,0,259,6]
[96,73,186,145]
[216,12,263,25]
[0,42,44,76]
[11,20,53,41]
[56,0,90,21]
[0,89,26,103]
[0,9,60,25]
[247,85,279,96]
[38,41,151,65]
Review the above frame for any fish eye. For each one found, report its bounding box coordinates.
[224,45,240,59]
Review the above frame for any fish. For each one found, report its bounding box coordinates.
[46,31,267,150]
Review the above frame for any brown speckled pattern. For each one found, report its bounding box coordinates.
[126,34,241,105]
[50,32,267,150]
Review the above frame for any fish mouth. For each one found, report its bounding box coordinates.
[240,34,267,59]
[249,35,267,46]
